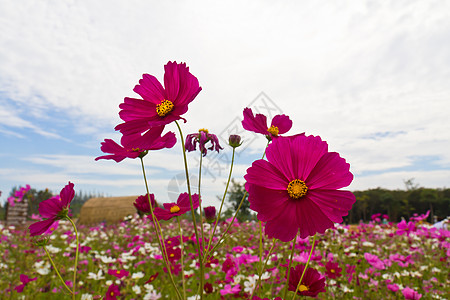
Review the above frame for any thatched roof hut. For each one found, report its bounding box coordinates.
[78,196,138,225]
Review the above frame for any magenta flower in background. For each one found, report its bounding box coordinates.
[7,185,31,207]
[14,274,37,293]
[152,193,200,221]
[364,253,385,270]
[244,134,355,242]
[133,193,157,214]
[115,61,202,135]
[28,182,75,237]
[219,284,241,296]
[288,265,326,297]
[107,269,129,279]
[325,261,342,279]
[242,107,293,139]
[185,128,223,156]
[402,287,423,299]
[204,206,216,223]
[105,284,121,300]
[96,126,176,162]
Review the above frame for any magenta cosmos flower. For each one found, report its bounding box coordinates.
[242,107,293,138]
[185,128,223,156]
[244,134,355,242]
[288,265,326,297]
[133,193,157,214]
[115,61,202,135]
[28,182,75,237]
[153,193,200,221]
[95,126,176,162]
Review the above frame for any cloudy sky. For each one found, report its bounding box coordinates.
[1,0,449,206]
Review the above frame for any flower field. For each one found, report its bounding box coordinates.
[1,215,448,299]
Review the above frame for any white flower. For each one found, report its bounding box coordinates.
[132,271,145,279]
[244,276,257,294]
[81,294,93,300]
[328,279,337,285]
[46,245,61,254]
[144,284,155,291]
[143,290,161,300]
[34,261,51,275]
[431,267,441,273]
[99,255,116,264]
[87,270,104,280]
[105,280,113,286]
[132,285,142,295]
[341,285,354,293]
[362,241,375,247]
[187,296,199,300]
[233,274,245,284]
[259,272,270,280]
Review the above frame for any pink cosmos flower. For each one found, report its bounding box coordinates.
[397,219,416,236]
[185,128,223,156]
[133,193,157,214]
[14,274,37,293]
[364,253,385,270]
[244,134,355,241]
[387,283,399,292]
[107,269,129,279]
[242,107,293,139]
[115,61,202,135]
[402,287,422,299]
[219,284,241,296]
[105,284,120,300]
[96,126,176,162]
[7,185,31,207]
[288,265,326,297]
[325,261,342,279]
[152,193,200,221]
[28,182,75,237]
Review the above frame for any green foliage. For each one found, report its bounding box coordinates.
[224,179,253,221]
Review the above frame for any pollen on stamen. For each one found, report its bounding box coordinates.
[267,125,279,136]
[170,205,180,213]
[156,100,174,117]
[287,179,308,199]
[299,284,309,292]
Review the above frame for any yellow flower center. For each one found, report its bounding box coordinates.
[110,292,115,296]
[170,205,180,213]
[267,125,279,136]
[199,128,209,134]
[299,284,309,292]
[116,270,120,274]
[156,100,174,117]
[170,253,175,257]
[331,269,335,273]
[287,179,308,199]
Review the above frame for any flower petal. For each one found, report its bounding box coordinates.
[244,159,288,190]
[306,190,356,223]
[133,74,165,104]
[60,182,75,208]
[246,183,289,222]
[38,197,62,218]
[271,114,292,134]
[306,152,353,190]
[29,218,55,237]
[242,108,269,135]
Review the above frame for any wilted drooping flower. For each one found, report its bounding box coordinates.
[288,265,326,297]
[242,107,292,139]
[245,135,355,242]
[28,182,75,237]
[153,193,200,221]
[116,61,202,135]
[96,126,176,163]
[133,194,157,214]
[185,128,223,156]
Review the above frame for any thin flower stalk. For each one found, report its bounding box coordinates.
[284,236,298,299]
[177,217,187,300]
[198,153,206,250]
[292,234,317,300]
[43,246,73,296]
[175,120,204,300]
[250,238,277,299]
[66,216,79,300]
[140,157,183,300]
[203,147,236,262]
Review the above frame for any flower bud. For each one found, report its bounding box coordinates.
[204,206,216,223]
[228,135,242,148]
[134,194,157,214]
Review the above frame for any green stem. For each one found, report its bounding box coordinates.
[198,153,206,252]
[203,147,235,262]
[177,217,187,300]
[250,238,276,299]
[283,237,297,299]
[292,234,317,300]
[43,246,73,296]
[140,157,183,300]
[175,120,204,300]
[66,217,79,300]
